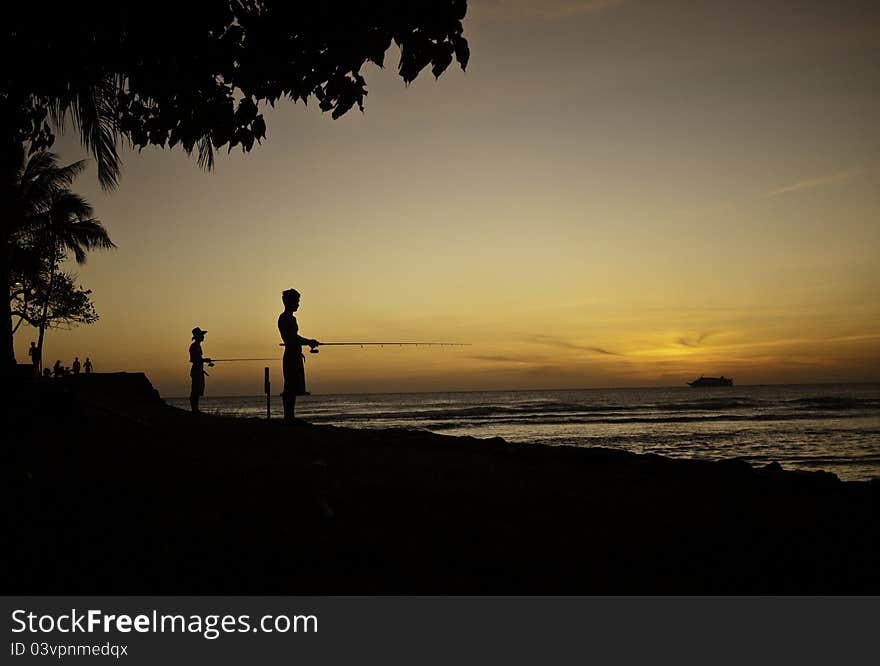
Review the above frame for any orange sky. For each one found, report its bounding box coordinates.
[15,0,880,397]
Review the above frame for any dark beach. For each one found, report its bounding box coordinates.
[5,373,878,594]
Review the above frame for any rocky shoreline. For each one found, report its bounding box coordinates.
[5,373,878,593]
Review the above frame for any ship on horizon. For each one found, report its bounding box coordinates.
[688,375,733,387]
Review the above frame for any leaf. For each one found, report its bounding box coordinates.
[252,115,266,141]
[454,36,470,70]
[235,97,258,123]
[432,45,453,79]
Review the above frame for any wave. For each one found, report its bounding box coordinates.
[786,397,880,410]
[317,409,880,427]
[309,398,880,424]
[646,397,764,411]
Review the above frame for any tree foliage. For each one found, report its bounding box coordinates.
[3,1,470,184]
[12,271,98,333]
[10,149,114,271]
[10,149,115,262]
[8,149,113,346]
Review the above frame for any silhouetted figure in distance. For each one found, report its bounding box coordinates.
[189,327,213,413]
[28,341,41,377]
[52,360,63,377]
[84,357,92,374]
[43,368,51,379]
[278,289,319,423]
[72,357,81,374]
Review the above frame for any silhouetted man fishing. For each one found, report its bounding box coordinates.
[189,327,213,413]
[278,289,319,424]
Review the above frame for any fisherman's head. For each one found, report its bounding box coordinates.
[192,327,207,341]
[282,288,301,311]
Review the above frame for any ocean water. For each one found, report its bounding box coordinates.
[167,384,880,481]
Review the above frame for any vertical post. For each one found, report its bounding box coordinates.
[264,366,270,419]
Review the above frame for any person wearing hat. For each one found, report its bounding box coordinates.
[189,326,213,413]
[278,289,320,423]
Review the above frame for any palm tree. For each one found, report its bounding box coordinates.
[10,150,115,366]
[2,76,123,366]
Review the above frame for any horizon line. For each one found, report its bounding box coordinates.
[163,380,880,401]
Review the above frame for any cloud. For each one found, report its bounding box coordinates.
[528,334,622,356]
[826,333,880,344]
[768,169,863,196]
[677,331,718,348]
[475,0,626,21]
[471,355,539,364]
[583,345,619,356]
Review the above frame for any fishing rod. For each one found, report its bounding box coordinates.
[280,342,470,354]
[207,343,469,361]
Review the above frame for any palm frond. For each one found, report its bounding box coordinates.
[48,77,123,191]
[60,218,116,264]
[49,191,95,221]
[20,155,89,211]
[197,136,215,171]
[10,145,115,272]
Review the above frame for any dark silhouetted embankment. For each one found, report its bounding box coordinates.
[4,373,878,593]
